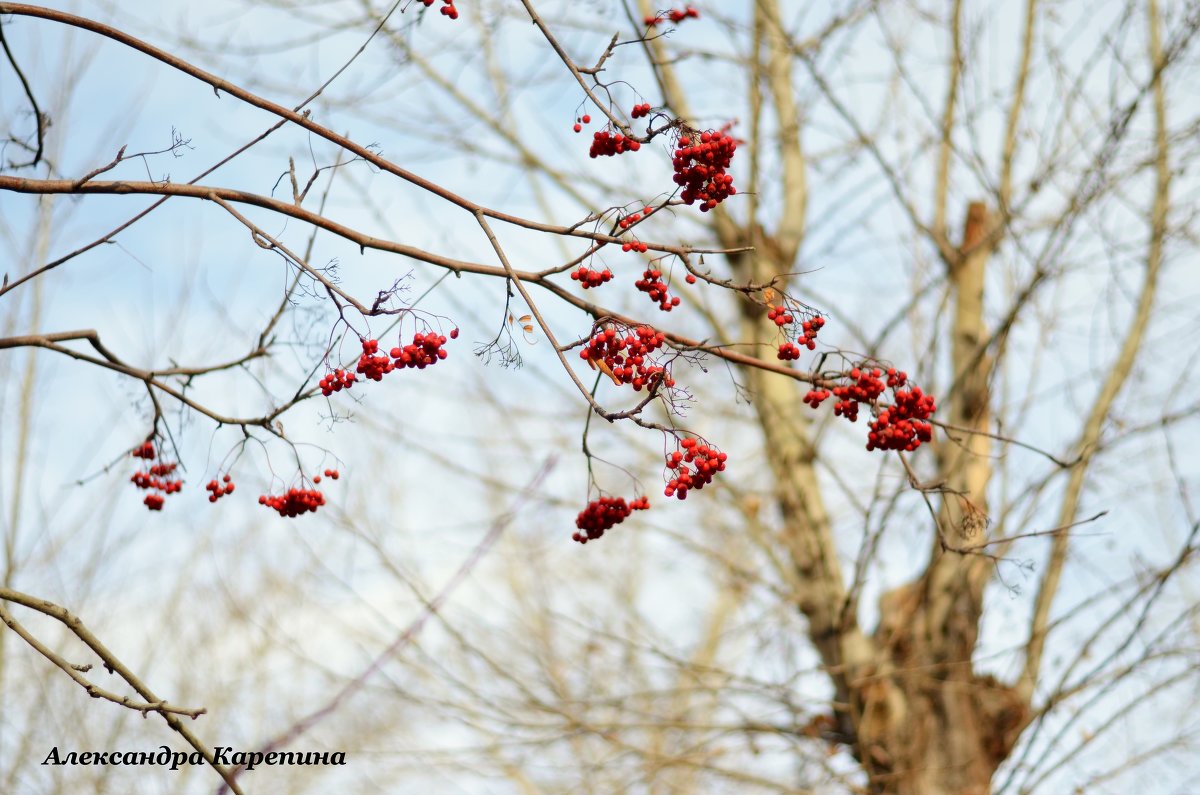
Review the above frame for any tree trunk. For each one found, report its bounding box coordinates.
[842,200,1027,794]
[851,580,1030,795]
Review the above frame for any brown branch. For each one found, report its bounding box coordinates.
[999,0,1038,213]
[929,417,1075,468]
[0,17,46,168]
[757,0,807,266]
[472,210,609,416]
[0,588,241,794]
[0,4,674,249]
[0,601,205,718]
[519,2,635,137]
[933,0,963,241]
[1020,0,1171,700]
[0,330,288,429]
[0,0,404,299]
[0,175,735,270]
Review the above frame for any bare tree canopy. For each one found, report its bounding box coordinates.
[2,1,1199,793]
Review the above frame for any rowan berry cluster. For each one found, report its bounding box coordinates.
[390,332,450,370]
[570,266,613,288]
[866,387,936,452]
[572,113,592,133]
[259,488,325,518]
[803,387,831,408]
[321,333,452,396]
[580,325,676,392]
[664,438,727,500]
[829,367,888,421]
[798,316,825,347]
[618,207,653,230]
[631,103,652,119]
[419,0,458,20]
[590,130,641,158]
[319,369,357,396]
[130,441,182,511]
[644,6,699,26]
[572,495,650,544]
[259,470,338,517]
[635,268,681,311]
[205,475,235,503]
[778,342,803,361]
[834,396,860,421]
[623,240,650,253]
[805,371,873,419]
[767,305,794,326]
[803,366,938,452]
[356,338,393,381]
[672,130,738,211]
[778,315,825,358]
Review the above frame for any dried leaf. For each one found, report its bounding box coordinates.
[592,356,623,386]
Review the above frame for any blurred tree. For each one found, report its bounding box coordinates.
[2,1,1200,794]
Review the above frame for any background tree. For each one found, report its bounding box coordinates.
[2,1,1200,794]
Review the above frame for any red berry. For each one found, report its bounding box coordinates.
[572,495,650,543]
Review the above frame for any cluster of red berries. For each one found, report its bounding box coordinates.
[319,369,357,396]
[581,325,676,392]
[645,6,700,25]
[131,441,182,511]
[798,316,825,347]
[767,305,794,326]
[258,470,338,518]
[635,268,681,311]
[572,113,592,133]
[618,207,653,230]
[321,333,454,396]
[205,475,235,503]
[131,441,156,460]
[572,495,650,544]
[778,342,803,361]
[802,366,938,452]
[664,438,727,500]
[803,370,882,419]
[631,103,652,119]
[419,0,458,20]
[391,332,450,370]
[672,130,737,211]
[830,367,889,421]
[590,130,641,158]
[803,387,832,408]
[866,387,936,452]
[259,488,325,518]
[356,338,393,381]
[622,239,650,253]
[777,315,825,359]
[570,266,613,288]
